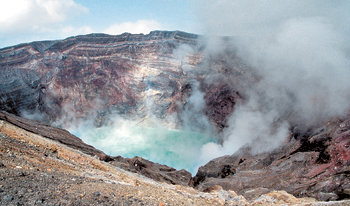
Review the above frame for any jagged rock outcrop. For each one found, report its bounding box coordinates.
[191,116,350,201]
[109,156,192,186]
[204,84,242,129]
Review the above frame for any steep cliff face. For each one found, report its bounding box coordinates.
[0,31,239,129]
[0,68,44,116]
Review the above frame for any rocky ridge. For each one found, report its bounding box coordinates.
[191,116,350,201]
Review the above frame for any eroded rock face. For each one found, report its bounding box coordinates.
[0,31,246,130]
[191,117,350,201]
[0,31,208,126]
[0,68,44,116]
[204,84,241,129]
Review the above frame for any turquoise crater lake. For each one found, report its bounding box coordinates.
[72,124,216,174]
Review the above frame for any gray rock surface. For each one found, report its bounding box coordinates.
[110,156,192,186]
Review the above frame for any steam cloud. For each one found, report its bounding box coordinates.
[181,79,214,134]
[196,0,350,164]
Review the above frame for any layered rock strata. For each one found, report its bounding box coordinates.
[0,31,241,130]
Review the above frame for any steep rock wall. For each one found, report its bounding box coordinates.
[0,31,239,129]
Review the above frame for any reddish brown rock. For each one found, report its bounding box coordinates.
[0,31,242,129]
[204,84,242,129]
[0,32,197,124]
[191,116,350,201]
[0,31,247,133]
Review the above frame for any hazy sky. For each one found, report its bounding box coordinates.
[0,0,200,48]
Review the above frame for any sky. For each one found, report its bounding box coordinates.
[0,0,200,48]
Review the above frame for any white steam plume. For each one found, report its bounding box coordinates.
[196,0,350,164]
[181,80,213,134]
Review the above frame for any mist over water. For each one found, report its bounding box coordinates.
[71,119,216,174]
[68,77,218,174]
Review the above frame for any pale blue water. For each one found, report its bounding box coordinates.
[72,123,216,174]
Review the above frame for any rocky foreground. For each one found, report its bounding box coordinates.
[1,112,349,205]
